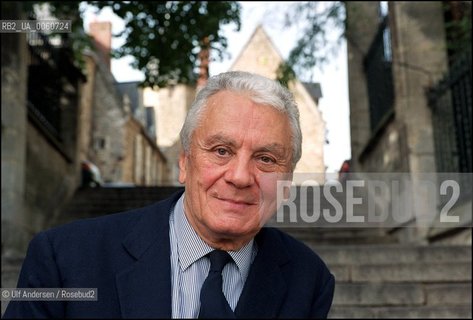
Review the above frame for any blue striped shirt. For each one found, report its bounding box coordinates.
[169,193,258,318]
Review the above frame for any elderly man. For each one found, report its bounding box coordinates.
[4,71,335,319]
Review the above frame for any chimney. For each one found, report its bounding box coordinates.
[197,37,210,90]
[89,21,112,71]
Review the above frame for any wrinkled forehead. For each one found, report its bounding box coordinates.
[200,90,284,123]
[208,88,283,108]
[194,94,292,149]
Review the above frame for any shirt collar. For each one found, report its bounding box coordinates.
[173,192,255,282]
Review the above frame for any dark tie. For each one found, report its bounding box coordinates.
[199,250,235,318]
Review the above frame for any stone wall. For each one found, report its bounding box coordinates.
[345,2,458,242]
[389,2,448,174]
[24,123,80,233]
[122,117,168,185]
[1,2,84,259]
[86,52,127,183]
[346,2,381,173]
[2,3,29,257]
[358,119,410,172]
[346,1,448,174]
[290,81,326,175]
[81,51,169,186]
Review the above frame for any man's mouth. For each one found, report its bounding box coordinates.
[218,197,256,205]
[212,195,258,208]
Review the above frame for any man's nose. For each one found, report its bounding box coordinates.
[224,155,254,188]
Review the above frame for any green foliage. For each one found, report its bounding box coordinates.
[24,1,241,88]
[90,1,240,87]
[276,1,345,83]
[275,62,296,88]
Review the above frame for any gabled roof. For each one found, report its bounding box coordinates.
[230,25,322,105]
[302,82,323,100]
[115,81,140,113]
[229,24,285,73]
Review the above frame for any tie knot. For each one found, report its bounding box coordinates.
[208,250,232,272]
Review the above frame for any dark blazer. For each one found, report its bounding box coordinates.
[4,191,335,319]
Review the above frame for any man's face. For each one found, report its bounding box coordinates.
[179,90,293,249]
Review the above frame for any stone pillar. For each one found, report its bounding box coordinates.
[197,37,210,90]
[345,2,382,172]
[389,2,448,174]
[1,2,29,257]
[389,2,449,242]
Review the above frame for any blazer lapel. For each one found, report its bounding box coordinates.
[115,191,183,318]
[235,228,291,318]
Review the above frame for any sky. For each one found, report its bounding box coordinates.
[82,2,351,173]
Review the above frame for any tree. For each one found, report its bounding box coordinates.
[92,1,241,87]
[27,1,241,87]
[276,1,345,86]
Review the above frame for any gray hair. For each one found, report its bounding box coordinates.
[179,71,302,169]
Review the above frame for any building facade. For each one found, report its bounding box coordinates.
[144,84,196,185]
[345,1,471,243]
[86,22,168,186]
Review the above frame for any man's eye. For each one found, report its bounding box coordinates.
[216,148,229,156]
[260,156,275,164]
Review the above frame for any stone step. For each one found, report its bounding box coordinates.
[424,283,472,306]
[311,244,472,265]
[333,282,472,306]
[278,227,397,245]
[71,186,183,199]
[62,186,183,210]
[58,187,184,224]
[1,257,23,286]
[329,261,471,283]
[329,306,472,319]
[61,203,159,216]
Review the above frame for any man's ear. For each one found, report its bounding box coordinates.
[178,151,187,184]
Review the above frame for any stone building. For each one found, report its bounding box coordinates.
[345,1,471,243]
[85,22,168,186]
[143,84,196,185]
[2,3,85,258]
[1,13,168,262]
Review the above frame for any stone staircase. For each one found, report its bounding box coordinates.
[314,244,472,318]
[54,186,184,225]
[3,186,471,318]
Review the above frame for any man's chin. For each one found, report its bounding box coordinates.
[210,221,260,241]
